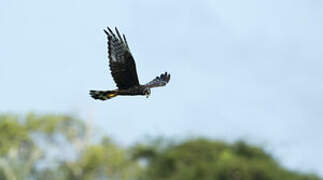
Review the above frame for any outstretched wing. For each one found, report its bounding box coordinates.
[145,72,171,88]
[104,27,140,90]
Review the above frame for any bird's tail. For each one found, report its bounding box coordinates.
[89,90,118,100]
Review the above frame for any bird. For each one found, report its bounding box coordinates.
[90,27,171,100]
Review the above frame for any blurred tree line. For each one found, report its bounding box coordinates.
[0,113,321,180]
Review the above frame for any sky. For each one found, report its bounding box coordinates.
[1,0,323,176]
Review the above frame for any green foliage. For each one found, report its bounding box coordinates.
[59,137,141,180]
[132,138,321,180]
[25,113,86,141]
[0,115,30,155]
[0,113,321,180]
[0,113,140,180]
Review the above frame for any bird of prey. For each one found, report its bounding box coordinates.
[90,27,171,100]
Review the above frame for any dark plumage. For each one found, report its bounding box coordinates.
[90,27,170,100]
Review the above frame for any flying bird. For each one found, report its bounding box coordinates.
[90,27,171,100]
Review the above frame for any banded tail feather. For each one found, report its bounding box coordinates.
[90,90,118,100]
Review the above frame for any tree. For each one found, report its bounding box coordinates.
[0,113,139,180]
[0,113,321,180]
[132,138,321,180]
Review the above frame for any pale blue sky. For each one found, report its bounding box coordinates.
[1,0,323,176]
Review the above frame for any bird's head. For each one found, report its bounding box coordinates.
[144,88,151,98]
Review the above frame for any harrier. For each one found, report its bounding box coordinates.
[90,27,171,100]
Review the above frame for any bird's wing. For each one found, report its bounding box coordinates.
[145,72,171,88]
[104,27,140,90]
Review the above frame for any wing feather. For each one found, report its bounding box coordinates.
[104,27,140,89]
[145,72,171,88]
